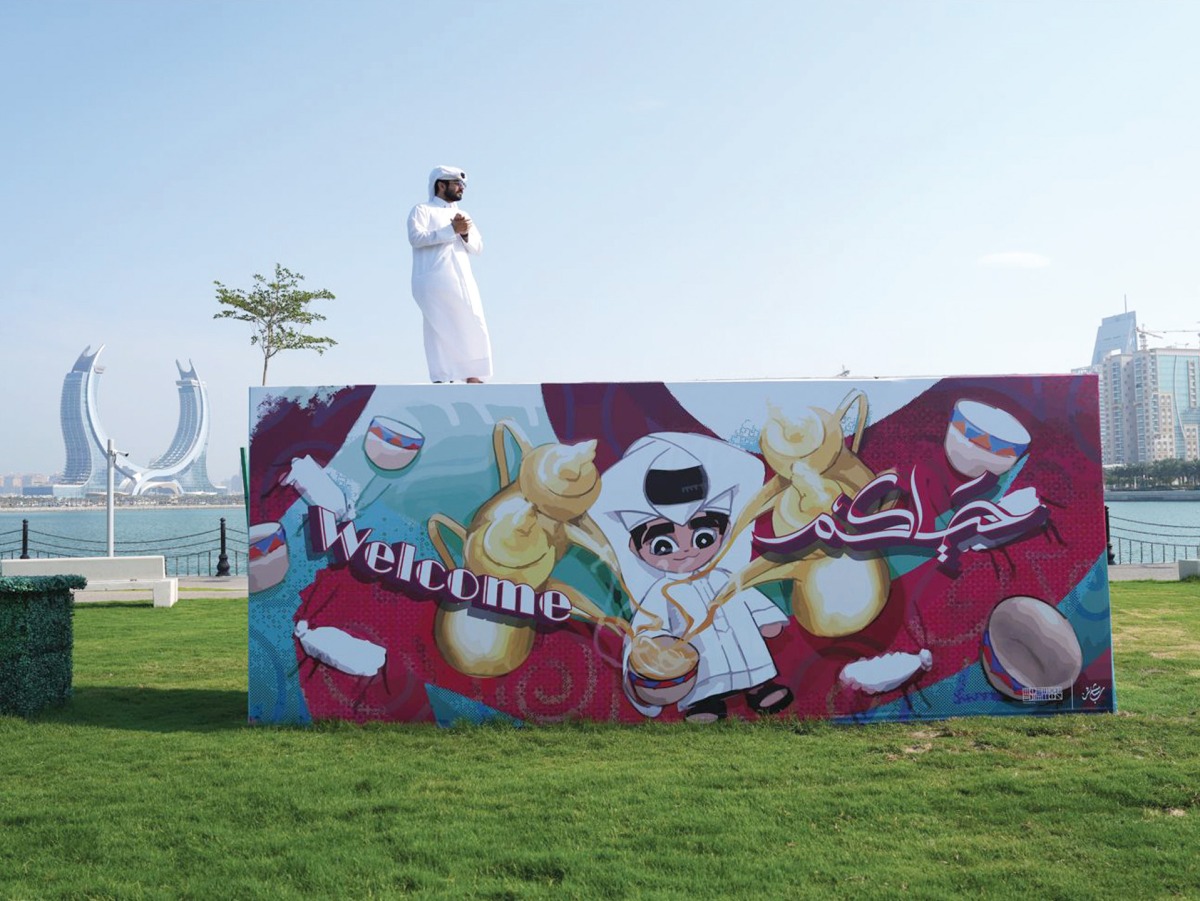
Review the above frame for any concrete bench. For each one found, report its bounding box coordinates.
[0,556,178,607]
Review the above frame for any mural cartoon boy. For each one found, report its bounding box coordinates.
[595,432,794,722]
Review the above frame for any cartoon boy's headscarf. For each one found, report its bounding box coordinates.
[594,433,764,602]
[428,165,468,200]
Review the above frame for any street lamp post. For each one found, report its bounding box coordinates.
[107,439,116,557]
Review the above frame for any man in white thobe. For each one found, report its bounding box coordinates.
[408,165,492,383]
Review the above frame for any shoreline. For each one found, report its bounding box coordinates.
[4,492,1199,513]
[1105,490,1200,502]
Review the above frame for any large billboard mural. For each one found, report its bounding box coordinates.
[247,377,1115,726]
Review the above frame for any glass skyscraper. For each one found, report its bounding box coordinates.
[1090,315,1200,465]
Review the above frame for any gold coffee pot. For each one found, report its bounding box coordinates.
[428,421,616,677]
[707,390,891,639]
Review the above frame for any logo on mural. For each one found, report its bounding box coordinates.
[1081,683,1107,704]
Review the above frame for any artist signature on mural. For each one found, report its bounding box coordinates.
[1080,683,1106,704]
[753,467,1048,572]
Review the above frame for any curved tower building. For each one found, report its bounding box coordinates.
[54,345,218,497]
[148,360,216,493]
[58,345,111,491]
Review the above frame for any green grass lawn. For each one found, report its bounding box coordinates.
[2,584,1198,899]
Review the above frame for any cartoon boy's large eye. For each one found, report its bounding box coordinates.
[649,536,679,556]
[693,527,719,549]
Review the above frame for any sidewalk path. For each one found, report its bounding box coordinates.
[179,575,248,593]
[73,575,248,603]
[1108,564,1181,582]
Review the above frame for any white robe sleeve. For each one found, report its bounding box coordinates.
[461,224,482,255]
[714,568,788,628]
[742,588,789,628]
[407,205,457,248]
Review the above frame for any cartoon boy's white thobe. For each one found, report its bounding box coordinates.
[407,169,492,382]
[594,432,789,718]
[625,568,788,718]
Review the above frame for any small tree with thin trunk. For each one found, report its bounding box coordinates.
[213,264,337,386]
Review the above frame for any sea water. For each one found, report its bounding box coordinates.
[1105,500,1200,564]
[0,506,247,573]
[2,501,1197,565]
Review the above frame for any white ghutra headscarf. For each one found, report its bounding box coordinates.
[428,165,468,200]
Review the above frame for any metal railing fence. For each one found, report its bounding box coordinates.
[1106,508,1200,565]
[0,518,248,577]
[4,510,1195,573]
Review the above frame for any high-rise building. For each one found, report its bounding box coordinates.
[54,345,218,496]
[1089,313,1200,465]
[1091,311,1139,365]
[148,361,215,493]
[58,346,109,490]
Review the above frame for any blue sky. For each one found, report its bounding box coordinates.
[2,1,1198,481]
